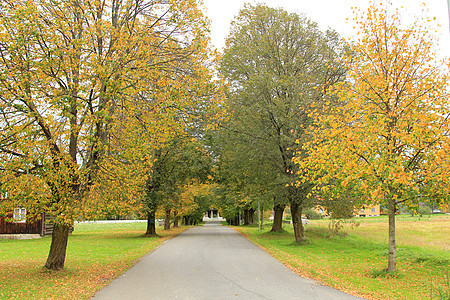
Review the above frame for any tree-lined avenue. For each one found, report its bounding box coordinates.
[93,221,361,300]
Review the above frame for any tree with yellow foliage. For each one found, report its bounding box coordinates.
[0,0,213,270]
[145,135,213,234]
[178,182,214,226]
[300,2,449,272]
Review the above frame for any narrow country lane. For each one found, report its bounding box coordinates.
[93,220,362,300]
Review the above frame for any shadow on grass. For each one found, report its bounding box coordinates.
[139,234,161,239]
[289,239,313,246]
[409,254,449,267]
[370,268,403,279]
[265,229,287,235]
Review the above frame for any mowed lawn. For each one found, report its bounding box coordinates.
[235,214,449,300]
[0,222,189,299]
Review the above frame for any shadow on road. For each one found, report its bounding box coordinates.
[203,220,223,226]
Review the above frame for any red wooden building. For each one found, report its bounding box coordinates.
[0,211,55,236]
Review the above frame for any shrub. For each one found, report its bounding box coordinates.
[418,205,432,216]
[303,208,323,220]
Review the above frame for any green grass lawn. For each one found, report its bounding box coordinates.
[0,222,189,299]
[234,214,449,300]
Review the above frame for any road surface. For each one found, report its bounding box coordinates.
[93,220,362,299]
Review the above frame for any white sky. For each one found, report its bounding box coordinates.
[202,0,450,58]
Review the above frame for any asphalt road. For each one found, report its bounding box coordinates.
[93,220,362,300]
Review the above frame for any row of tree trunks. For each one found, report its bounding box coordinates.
[183,216,200,226]
[226,214,240,225]
[243,208,255,225]
[249,208,255,224]
[145,209,192,232]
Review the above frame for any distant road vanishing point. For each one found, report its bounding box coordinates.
[93,220,362,300]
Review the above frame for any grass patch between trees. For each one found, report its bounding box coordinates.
[233,215,449,300]
[0,222,189,299]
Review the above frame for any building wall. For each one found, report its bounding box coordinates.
[314,204,381,217]
[356,205,381,217]
[0,216,42,234]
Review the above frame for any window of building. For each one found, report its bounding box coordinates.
[371,208,376,213]
[13,208,26,223]
[360,208,365,213]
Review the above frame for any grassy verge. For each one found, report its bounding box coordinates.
[0,222,190,299]
[234,215,449,300]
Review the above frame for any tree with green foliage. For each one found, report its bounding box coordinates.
[143,136,213,235]
[219,4,346,241]
[211,128,277,226]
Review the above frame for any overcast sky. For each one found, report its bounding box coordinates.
[202,0,450,58]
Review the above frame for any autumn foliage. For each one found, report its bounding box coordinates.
[299,3,450,272]
[0,0,447,280]
[0,0,221,270]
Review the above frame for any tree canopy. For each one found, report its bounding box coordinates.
[0,0,217,270]
[299,3,450,272]
[217,3,346,241]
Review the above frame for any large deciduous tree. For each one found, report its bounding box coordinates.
[302,3,450,272]
[219,4,346,241]
[0,0,212,270]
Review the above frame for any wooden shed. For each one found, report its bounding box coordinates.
[0,212,65,236]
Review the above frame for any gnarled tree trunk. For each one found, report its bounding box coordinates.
[45,222,70,270]
[145,211,158,236]
[243,209,249,225]
[164,208,171,230]
[271,204,285,232]
[248,208,255,224]
[173,210,179,227]
[291,201,304,243]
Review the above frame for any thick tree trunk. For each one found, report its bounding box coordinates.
[173,210,179,227]
[291,202,304,242]
[145,212,158,236]
[243,209,249,225]
[271,204,285,232]
[164,208,171,230]
[44,222,70,270]
[233,214,240,225]
[248,208,255,224]
[387,198,397,272]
